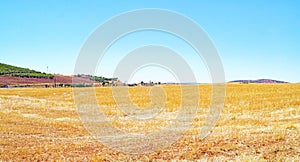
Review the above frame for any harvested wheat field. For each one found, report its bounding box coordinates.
[0,84,299,161]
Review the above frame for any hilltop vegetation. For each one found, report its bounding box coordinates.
[0,63,54,79]
[74,74,117,82]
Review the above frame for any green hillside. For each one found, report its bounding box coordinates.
[0,63,54,79]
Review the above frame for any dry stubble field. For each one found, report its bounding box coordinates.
[0,84,299,161]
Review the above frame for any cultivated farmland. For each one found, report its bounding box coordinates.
[0,84,299,161]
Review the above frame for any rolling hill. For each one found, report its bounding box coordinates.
[229,79,289,84]
[0,63,115,87]
[0,63,54,79]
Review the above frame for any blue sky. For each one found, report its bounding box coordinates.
[0,0,299,83]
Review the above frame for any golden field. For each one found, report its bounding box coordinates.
[0,84,299,161]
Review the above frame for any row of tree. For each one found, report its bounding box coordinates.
[10,73,54,79]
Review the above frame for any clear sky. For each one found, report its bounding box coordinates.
[0,0,299,83]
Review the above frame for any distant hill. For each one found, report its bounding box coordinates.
[0,63,54,79]
[0,63,117,87]
[229,79,289,84]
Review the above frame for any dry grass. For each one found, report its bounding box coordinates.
[0,84,299,161]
